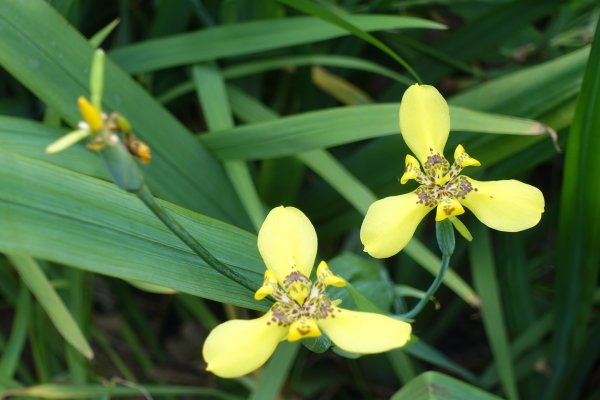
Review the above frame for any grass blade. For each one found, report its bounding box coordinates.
[546,14,600,400]
[0,149,264,310]
[200,104,548,161]
[7,254,93,359]
[278,0,425,81]
[391,372,502,400]
[110,15,443,73]
[192,63,265,230]
[469,226,518,400]
[248,343,300,400]
[0,285,30,380]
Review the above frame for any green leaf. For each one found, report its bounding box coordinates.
[192,63,265,231]
[0,0,248,226]
[0,384,242,400]
[450,46,589,117]
[0,149,265,310]
[469,226,518,400]
[391,372,503,400]
[88,18,120,48]
[546,15,600,400]
[7,254,93,359]
[158,54,413,105]
[248,343,300,400]
[110,15,444,73]
[0,286,30,380]
[278,0,424,81]
[200,104,551,161]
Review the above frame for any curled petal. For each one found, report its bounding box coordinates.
[258,206,317,283]
[400,154,421,184]
[319,308,411,353]
[459,177,544,232]
[317,261,346,287]
[254,270,278,301]
[202,310,288,378]
[399,84,450,164]
[454,144,480,167]
[360,192,433,258]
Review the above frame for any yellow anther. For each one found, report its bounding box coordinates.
[454,144,480,167]
[400,154,421,184]
[435,198,465,221]
[77,96,104,133]
[317,261,346,287]
[254,270,277,300]
[287,319,321,341]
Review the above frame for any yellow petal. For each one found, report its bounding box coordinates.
[254,270,278,301]
[258,206,317,284]
[400,154,421,184]
[360,192,433,258]
[288,318,321,341]
[453,144,480,167]
[77,97,103,133]
[319,308,411,353]
[202,310,288,378]
[316,261,346,287]
[459,177,544,232]
[435,197,465,221]
[399,84,450,164]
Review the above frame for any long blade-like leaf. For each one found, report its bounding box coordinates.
[0,149,265,310]
[200,104,548,161]
[546,15,600,400]
[110,15,444,73]
[0,0,248,226]
[7,254,93,359]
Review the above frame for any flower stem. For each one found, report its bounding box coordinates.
[400,220,455,320]
[400,252,451,320]
[135,184,256,293]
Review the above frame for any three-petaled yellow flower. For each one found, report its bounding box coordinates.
[360,84,545,258]
[203,206,412,378]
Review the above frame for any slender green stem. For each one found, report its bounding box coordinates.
[135,185,256,293]
[400,252,452,320]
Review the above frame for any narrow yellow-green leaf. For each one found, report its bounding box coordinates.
[7,254,94,359]
[110,15,444,73]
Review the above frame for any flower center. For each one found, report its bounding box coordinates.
[400,145,480,220]
[257,262,345,341]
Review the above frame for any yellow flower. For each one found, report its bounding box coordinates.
[202,206,412,378]
[360,84,545,258]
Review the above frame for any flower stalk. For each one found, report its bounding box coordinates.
[401,219,454,319]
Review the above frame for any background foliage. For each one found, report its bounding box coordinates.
[0,0,599,399]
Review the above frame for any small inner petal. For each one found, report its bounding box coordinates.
[288,319,321,341]
[435,198,465,221]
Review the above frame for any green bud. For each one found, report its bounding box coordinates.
[90,49,105,110]
[101,139,145,192]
